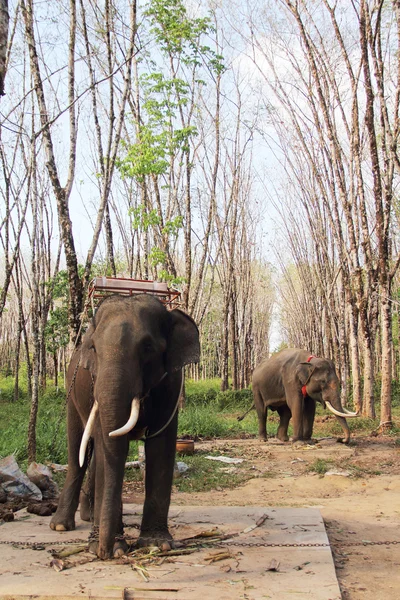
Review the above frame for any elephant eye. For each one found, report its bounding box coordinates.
[141,336,155,355]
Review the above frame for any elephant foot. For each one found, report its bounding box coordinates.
[79,492,92,522]
[89,537,129,559]
[276,434,289,442]
[258,434,268,442]
[50,513,75,532]
[137,530,175,551]
[291,438,307,446]
[336,436,350,445]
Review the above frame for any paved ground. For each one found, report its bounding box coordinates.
[0,505,340,600]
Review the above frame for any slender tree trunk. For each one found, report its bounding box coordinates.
[380,292,393,429]
[348,301,362,413]
[0,0,9,95]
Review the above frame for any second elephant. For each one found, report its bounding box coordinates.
[252,348,358,444]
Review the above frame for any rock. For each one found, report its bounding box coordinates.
[0,456,42,501]
[0,484,7,503]
[27,463,59,499]
[0,507,14,522]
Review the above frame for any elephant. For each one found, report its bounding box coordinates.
[50,294,200,560]
[252,348,358,445]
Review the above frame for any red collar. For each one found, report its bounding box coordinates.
[302,355,316,397]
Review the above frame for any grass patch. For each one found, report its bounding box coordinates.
[122,447,252,494]
[177,405,279,439]
[308,458,333,475]
[0,389,67,466]
[173,452,250,493]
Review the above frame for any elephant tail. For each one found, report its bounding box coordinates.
[237,403,255,421]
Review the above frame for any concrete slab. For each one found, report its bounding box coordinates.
[0,506,341,600]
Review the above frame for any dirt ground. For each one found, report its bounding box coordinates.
[124,435,400,600]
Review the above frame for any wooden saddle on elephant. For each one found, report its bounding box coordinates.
[88,277,181,311]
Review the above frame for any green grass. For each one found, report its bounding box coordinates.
[123,450,252,493]
[308,458,333,475]
[1,374,400,472]
[173,452,250,493]
[0,388,67,466]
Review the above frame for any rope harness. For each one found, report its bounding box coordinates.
[301,355,316,398]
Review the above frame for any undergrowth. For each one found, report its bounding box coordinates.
[1,374,399,470]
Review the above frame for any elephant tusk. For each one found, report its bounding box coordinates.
[325,401,358,418]
[342,407,359,416]
[109,398,141,438]
[79,401,99,467]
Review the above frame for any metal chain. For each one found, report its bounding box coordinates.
[49,358,81,458]
[219,540,400,548]
[1,537,399,550]
[0,538,86,549]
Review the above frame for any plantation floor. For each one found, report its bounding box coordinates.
[124,435,400,600]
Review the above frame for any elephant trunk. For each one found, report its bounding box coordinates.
[332,414,351,444]
[321,387,358,445]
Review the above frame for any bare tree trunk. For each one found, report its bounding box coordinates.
[0,0,9,95]
[21,0,82,342]
[27,138,40,462]
[380,293,393,429]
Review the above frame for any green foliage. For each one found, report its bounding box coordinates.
[119,126,170,179]
[130,205,161,231]
[144,0,224,74]
[45,307,69,354]
[116,0,224,289]
[44,266,84,354]
[162,215,183,237]
[128,205,186,285]
[0,376,27,403]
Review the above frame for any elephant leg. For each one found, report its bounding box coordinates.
[94,433,129,560]
[80,447,95,522]
[50,400,86,532]
[254,387,268,441]
[138,427,177,548]
[276,405,291,442]
[303,398,316,441]
[290,394,304,442]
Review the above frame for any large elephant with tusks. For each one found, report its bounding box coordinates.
[252,349,358,444]
[50,294,200,559]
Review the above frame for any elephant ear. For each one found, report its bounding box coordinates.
[80,322,97,376]
[295,362,315,385]
[166,309,200,373]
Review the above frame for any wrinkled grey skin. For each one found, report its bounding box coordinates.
[50,294,200,560]
[252,348,351,444]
